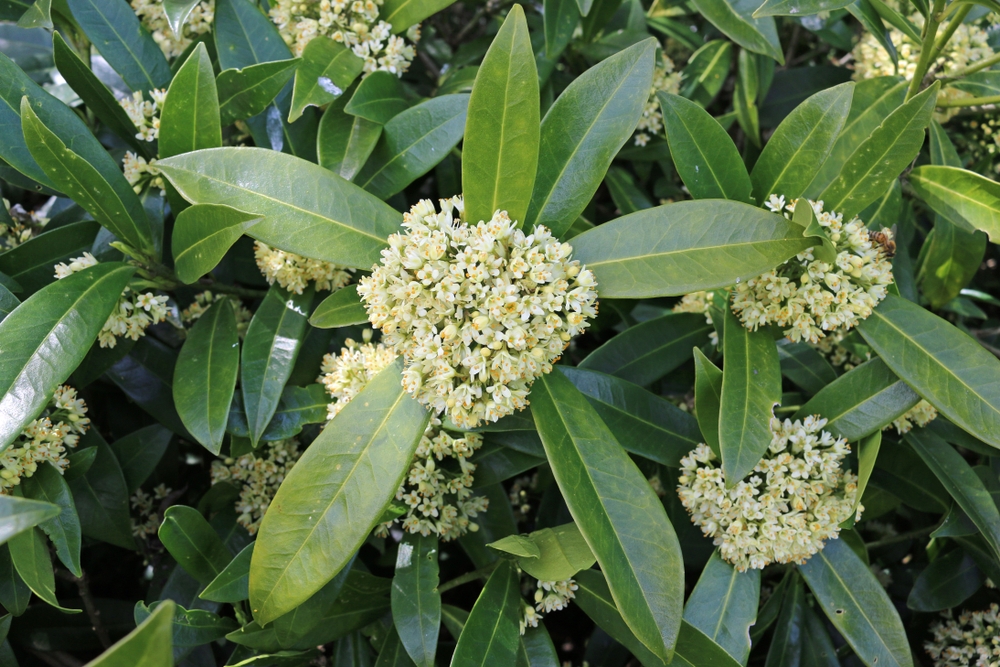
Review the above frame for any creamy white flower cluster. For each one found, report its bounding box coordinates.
[269,0,418,76]
[359,197,599,430]
[55,253,169,348]
[181,291,253,338]
[952,114,1000,176]
[634,56,683,147]
[730,196,894,344]
[120,89,167,142]
[320,338,489,540]
[521,578,578,635]
[925,603,1000,667]
[672,289,720,346]
[889,400,938,434]
[1,198,48,250]
[677,416,859,571]
[814,329,869,370]
[254,242,354,295]
[130,483,173,538]
[210,438,303,535]
[132,0,214,58]
[0,386,89,494]
[123,153,163,193]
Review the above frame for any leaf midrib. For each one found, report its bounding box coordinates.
[584,236,810,268]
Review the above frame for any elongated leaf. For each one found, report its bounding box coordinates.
[680,40,733,107]
[392,533,440,667]
[202,542,253,603]
[683,551,759,664]
[754,0,855,15]
[164,0,201,34]
[544,0,579,58]
[0,495,59,546]
[798,538,913,667]
[907,548,982,612]
[525,39,655,238]
[719,305,781,485]
[910,165,1000,244]
[217,59,300,127]
[160,43,222,159]
[0,220,100,295]
[512,523,596,581]
[159,505,234,585]
[751,82,854,201]
[450,561,521,667]
[68,430,135,550]
[852,431,880,520]
[135,600,238,661]
[289,36,363,123]
[690,0,783,62]
[9,527,78,612]
[0,545,30,616]
[463,5,539,226]
[158,147,401,268]
[380,0,455,31]
[345,71,410,124]
[871,438,949,512]
[173,204,262,284]
[532,371,683,661]
[0,263,134,451]
[572,200,815,298]
[88,599,175,667]
[658,92,752,203]
[765,576,804,667]
[22,463,81,577]
[777,341,837,395]
[693,348,723,456]
[918,218,986,308]
[309,285,368,328]
[249,359,429,624]
[0,285,18,323]
[356,94,471,199]
[110,424,172,493]
[857,294,1000,448]
[17,0,51,28]
[317,87,383,181]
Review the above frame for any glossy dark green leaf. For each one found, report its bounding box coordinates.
[9,526,78,612]
[463,5,539,226]
[870,438,948,512]
[159,505,234,585]
[163,0,201,34]
[87,598,174,667]
[309,285,368,328]
[201,542,253,603]
[16,0,51,28]
[242,286,312,446]
[0,220,100,295]
[380,0,455,31]
[0,263,133,451]
[257,384,329,442]
[532,371,683,661]
[22,463,81,577]
[918,218,986,309]
[657,92,752,203]
[525,39,655,238]
[733,50,761,148]
[107,337,190,438]
[109,425,171,494]
[692,348,723,456]
[690,0,783,63]
[910,165,1000,244]
[777,341,837,396]
[172,204,262,284]
[719,305,781,484]
[344,71,410,124]
[174,300,239,454]
[798,538,913,667]
[851,431,880,522]
[249,360,429,624]
[0,495,59,546]
[160,43,222,159]
[217,59,300,127]
[376,627,418,667]
[0,545,30,616]
[907,547,982,612]
[683,551,759,664]
[679,40,733,107]
[158,147,402,268]
[274,570,391,648]
[356,94,470,199]
[544,0,579,58]
[0,285,18,323]
[289,36,363,123]
[135,600,238,660]
[470,440,544,487]
[317,90,383,181]
[450,560,521,667]
[68,430,135,550]
[392,533,440,667]
[754,0,854,15]
[517,523,595,580]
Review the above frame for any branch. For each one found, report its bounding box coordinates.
[56,569,112,649]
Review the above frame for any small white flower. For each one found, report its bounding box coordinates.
[253,242,354,295]
[924,603,1000,667]
[633,54,683,146]
[888,399,938,434]
[210,439,303,535]
[132,0,214,59]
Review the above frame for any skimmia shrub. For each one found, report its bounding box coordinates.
[3,0,1000,665]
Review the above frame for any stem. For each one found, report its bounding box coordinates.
[936,93,1000,107]
[865,524,938,550]
[196,280,268,298]
[56,569,112,649]
[928,4,971,64]
[946,50,1000,79]
[905,0,947,101]
[437,561,500,594]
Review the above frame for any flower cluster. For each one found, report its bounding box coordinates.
[634,56,683,147]
[120,89,167,143]
[132,0,214,59]
[925,603,1000,667]
[0,386,89,494]
[55,253,169,348]
[521,578,578,635]
[320,337,489,540]
[254,242,354,295]
[1,198,48,250]
[673,289,720,345]
[269,0,418,75]
[814,329,869,370]
[950,114,1000,176]
[130,483,173,538]
[359,197,599,429]
[677,415,859,571]
[888,400,938,434]
[210,439,303,535]
[730,196,894,344]
[123,152,163,193]
[181,291,254,338]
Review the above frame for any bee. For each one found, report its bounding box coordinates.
[870,227,896,259]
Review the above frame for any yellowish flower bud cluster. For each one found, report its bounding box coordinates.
[952,114,1000,176]
[210,439,303,535]
[730,195,894,344]
[130,483,173,538]
[120,89,167,142]
[521,578,578,635]
[813,328,869,370]
[320,337,489,540]
[1,198,48,250]
[54,253,169,348]
[634,56,683,147]
[269,0,417,76]
[131,0,214,59]
[358,197,599,430]
[254,242,354,295]
[181,291,253,338]
[925,603,1000,667]
[0,385,89,494]
[888,399,938,434]
[677,415,859,571]
[123,152,163,193]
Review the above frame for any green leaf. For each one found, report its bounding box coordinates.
[852,431,880,521]
[163,0,201,34]
[158,505,234,585]
[109,425,171,494]
[910,165,1000,244]
[765,575,805,667]
[0,220,100,295]
[249,359,429,624]
[0,495,59,546]
[215,0,291,70]
[719,305,781,485]
[693,348,723,457]
[907,547,982,612]
[683,551,759,664]
[172,204,263,284]
[17,0,51,28]
[463,5,539,226]
[356,94,471,199]
[0,263,134,451]
[657,92,753,203]
[376,627,418,667]
[159,43,222,159]
[174,300,240,454]
[64,0,171,93]
[107,338,191,439]
[570,200,816,298]
[391,533,440,667]
[531,371,683,661]
[450,560,521,667]
[679,40,733,107]
[798,538,914,667]
[22,463,81,577]
[871,438,949,513]
[754,0,855,15]
[344,71,410,124]
[801,604,840,667]
[0,545,30,616]
[518,523,596,581]
[579,312,711,386]
[201,541,253,603]
[309,285,368,328]
[68,430,135,550]
[690,0,783,63]
[0,285,18,323]
[256,384,330,442]
[20,99,155,257]
[158,147,402,268]
[135,600,239,661]
[857,294,1000,448]
[917,219,986,309]
[289,37,363,123]
[379,0,455,32]
[544,0,579,58]
[87,599,174,667]
[242,286,312,446]
[796,358,919,441]
[488,534,542,558]
[733,50,761,148]
[317,87,383,180]
[9,526,79,613]
[750,82,854,201]
[777,341,838,395]
[525,38,655,238]
[217,59,300,127]
[818,82,938,220]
